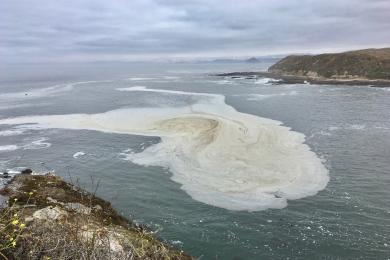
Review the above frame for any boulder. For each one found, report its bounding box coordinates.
[32,206,68,221]
[21,168,33,175]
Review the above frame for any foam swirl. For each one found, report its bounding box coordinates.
[0,87,329,211]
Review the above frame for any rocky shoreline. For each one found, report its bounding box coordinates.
[0,172,192,259]
[216,71,390,87]
[217,48,390,87]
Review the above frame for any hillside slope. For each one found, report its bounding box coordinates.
[268,48,390,80]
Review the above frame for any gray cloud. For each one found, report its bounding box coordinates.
[1,0,389,62]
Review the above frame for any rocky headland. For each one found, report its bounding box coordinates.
[217,48,390,87]
[0,172,192,260]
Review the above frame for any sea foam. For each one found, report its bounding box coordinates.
[0,80,104,102]
[0,87,329,211]
[246,91,298,101]
[254,78,273,84]
[0,145,19,152]
[0,129,24,136]
[73,151,86,159]
[23,138,51,150]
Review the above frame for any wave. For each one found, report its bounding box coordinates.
[0,87,329,211]
[125,77,156,81]
[310,123,390,139]
[0,84,72,101]
[162,76,181,80]
[0,80,108,111]
[213,80,235,85]
[0,145,19,152]
[23,138,51,150]
[0,80,104,102]
[73,151,86,159]
[0,129,24,136]
[116,86,210,96]
[0,103,49,110]
[254,78,273,85]
[116,86,225,102]
[246,91,298,101]
[348,124,366,130]
[328,124,366,131]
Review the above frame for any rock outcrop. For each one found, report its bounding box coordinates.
[0,174,192,259]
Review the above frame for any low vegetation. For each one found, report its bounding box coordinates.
[0,174,192,260]
[269,48,390,80]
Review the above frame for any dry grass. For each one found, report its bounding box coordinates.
[0,174,192,260]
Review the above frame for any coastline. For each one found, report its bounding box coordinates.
[0,172,192,259]
[216,71,390,87]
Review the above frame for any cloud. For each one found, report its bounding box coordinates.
[1,0,389,62]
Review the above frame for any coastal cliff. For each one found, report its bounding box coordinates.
[268,48,390,80]
[216,48,390,86]
[0,173,192,260]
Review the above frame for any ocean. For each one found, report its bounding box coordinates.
[1,61,389,259]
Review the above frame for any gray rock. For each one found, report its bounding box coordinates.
[33,206,68,221]
[65,202,91,215]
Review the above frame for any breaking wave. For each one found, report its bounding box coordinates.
[125,77,156,81]
[0,87,329,211]
[254,78,273,85]
[73,151,86,159]
[246,91,298,101]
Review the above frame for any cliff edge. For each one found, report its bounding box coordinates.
[0,173,192,260]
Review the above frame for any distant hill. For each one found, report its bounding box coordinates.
[209,56,281,63]
[268,48,390,80]
[245,57,261,63]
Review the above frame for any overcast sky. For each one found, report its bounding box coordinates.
[1,0,389,62]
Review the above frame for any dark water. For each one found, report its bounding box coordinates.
[1,62,389,259]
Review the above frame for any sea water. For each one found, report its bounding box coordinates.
[0,62,389,259]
